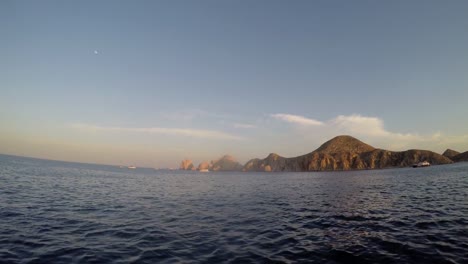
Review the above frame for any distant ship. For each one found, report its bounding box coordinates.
[127,166,137,169]
[412,161,430,168]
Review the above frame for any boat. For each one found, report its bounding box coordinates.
[412,161,430,168]
[127,166,137,169]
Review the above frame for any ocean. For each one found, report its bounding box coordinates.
[1,154,467,263]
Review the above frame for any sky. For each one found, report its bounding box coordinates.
[1,0,468,168]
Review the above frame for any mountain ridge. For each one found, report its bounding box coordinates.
[243,135,453,171]
[180,135,458,172]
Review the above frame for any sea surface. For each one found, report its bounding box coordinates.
[0,154,467,264]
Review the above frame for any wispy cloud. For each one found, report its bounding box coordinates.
[271,113,324,126]
[160,109,230,121]
[160,109,208,121]
[330,114,416,139]
[232,123,256,129]
[270,113,467,151]
[272,113,416,139]
[70,123,244,141]
[328,114,427,149]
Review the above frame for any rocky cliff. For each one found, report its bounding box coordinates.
[180,155,243,171]
[243,135,453,172]
[179,159,194,170]
[210,155,243,171]
[197,161,211,171]
[442,149,460,159]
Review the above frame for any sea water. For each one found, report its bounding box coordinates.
[1,154,467,263]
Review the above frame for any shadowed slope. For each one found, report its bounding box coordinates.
[452,151,468,162]
[442,149,460,159]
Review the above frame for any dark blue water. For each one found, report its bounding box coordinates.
[1,154,467,263]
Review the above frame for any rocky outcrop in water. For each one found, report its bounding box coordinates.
[194,155,244,171]
[210,155,243,171]
[179,159,194,170]
[197,161,211,171]
[243,135,453,172]
[442,149,460,160]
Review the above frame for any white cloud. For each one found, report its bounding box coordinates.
[270,113,467,151]
[330,114,418,139]
[272,113,416,139]
[70,123,244,141]
[331,114,388,136]
[328,114,427,149]
[271,113,324,126]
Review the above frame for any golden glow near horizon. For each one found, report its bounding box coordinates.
[1,116,468,168]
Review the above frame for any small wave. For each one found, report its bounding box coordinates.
[0,156,467,263]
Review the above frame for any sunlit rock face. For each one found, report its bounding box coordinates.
[243,135,453,172]
[194,155,243,171]
[210,155,243,171]
[197,161,210,171]
[179,159,194,170]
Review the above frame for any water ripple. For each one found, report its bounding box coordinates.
[0,155,467,263]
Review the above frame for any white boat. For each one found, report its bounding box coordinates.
[412,161,430,168]
[127,166,137,169]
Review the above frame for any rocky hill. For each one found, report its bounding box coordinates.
[451,151,468,162]
[442,149,460,159]
[243,135,453,172]
[315,135,375,154]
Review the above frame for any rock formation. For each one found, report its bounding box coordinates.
[442,149,460,160]
[179,159,194,170]
[243,135,453,172]
[197,161,211,171]
[451,151,468,162]
[210,155,243,171]
[194,155,244,171]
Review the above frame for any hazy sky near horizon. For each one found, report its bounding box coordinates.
[2,0,468,167]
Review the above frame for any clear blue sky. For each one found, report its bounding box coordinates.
[1,0,468,167]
